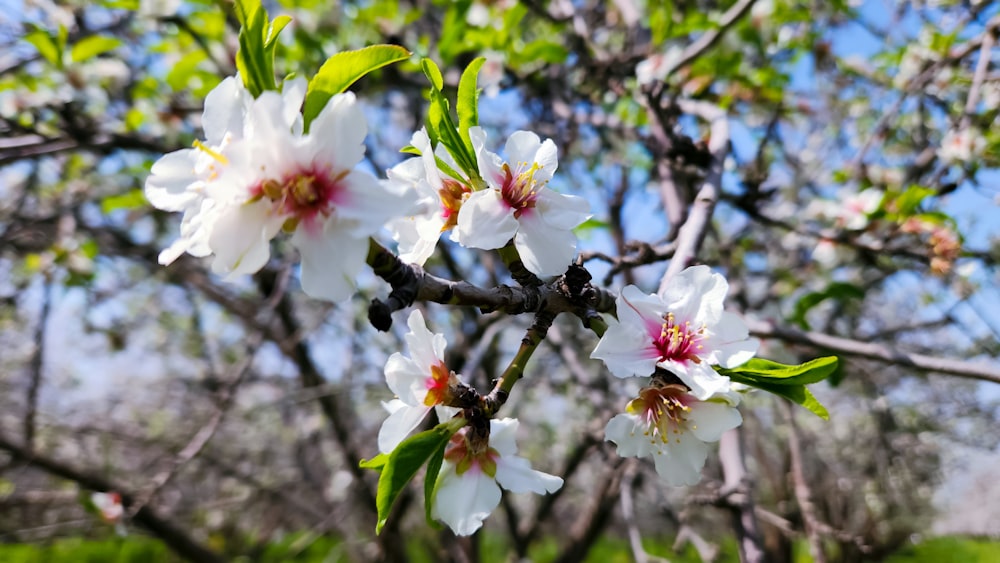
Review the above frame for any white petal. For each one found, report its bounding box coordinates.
[590,319,659,378]
[513,212,577,277]
[659,265,727,326]
[202,76,248,146]
[377,403,431,453]
[307,92,367,171]
[488,418,519,458]
[453,190,518,249]
[687,401,742,443]
[495,456,563,494]
[504,131,542,172]
[209,200,282,277]
[534,189,590,231]
[432,466,501,536]
[383,353,426,405]
[280,76,308,133]
[605,413,649,458]
[145,150,202,212]
[470,126,506,188]
[291,217,367,302]
[669,360,732,401]
[338,170,417,237]
[703,312,758,368]
[651,432,710,486]
[403,309,447,370]
[616,285,668,333]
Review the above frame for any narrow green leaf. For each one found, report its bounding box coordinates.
[266,15,292,46]
[457,57,485,155]
[790,283,864,330]
[421,57,444,90]
[741,380,830,420]
[24,29,61,67]
[718,356,839,386]
[374,424,456,535]
[69,35,123,63]
[423,439,447,527]
[233,0,261,27]
[303,45,411,129]
[359,453,389,471]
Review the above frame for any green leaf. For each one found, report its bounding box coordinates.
[424,440,446,527]
[894,185,935,216]
[457,57,485,156]
[359,453,389,471]
[69,35,123,63]
[790,282,864,330]
[373,423,457,535]
[102,190,148,214]
[718,356,839,386]
[233,0,262,27]
[421,57,444,90]
[24,28,61,68]
[752,382,829,419]
[302,45,411,129]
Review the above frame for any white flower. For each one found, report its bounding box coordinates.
[453,127,591,277]
[605,383,742,486]
[146,75,414,302]
[91,492,124,523]
[939,127,985,164]
[432,418,563,536]
[387,129,471,265]
[144,76,254,265]
[590,265,758,400]
[806,188,882,231]
[378,310,460,453]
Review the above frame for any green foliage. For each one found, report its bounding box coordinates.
[363,420,463,534]
[885,536,1000,563]
[420,58,482,183]
[70,36,123,63]
[717,357,839,419]
[301,45,412,130]
[0,537,174,562]
[23,25,65,69]
[790,282,865,330]
[234,0,292,97]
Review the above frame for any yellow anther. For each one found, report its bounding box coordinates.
[192,140,229,166]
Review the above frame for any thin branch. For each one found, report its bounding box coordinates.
[23,278,51,454]
[781,400,827,563]
[745,317,1000,384]
[0,433,225,563]
[654,0,759,80]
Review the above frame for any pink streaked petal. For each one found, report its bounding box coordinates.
[591,319,660,378]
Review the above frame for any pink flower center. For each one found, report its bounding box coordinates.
[438,179,471,232]
[424,361,452,407]
[444,431,498,477]
[626,384,694,444]
[653,312,705,365]
[499,162,543,218]
[251,165,348,234]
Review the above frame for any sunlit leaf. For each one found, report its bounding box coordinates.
[302,45,411,129]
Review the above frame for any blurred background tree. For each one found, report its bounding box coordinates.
[1,0,999,561]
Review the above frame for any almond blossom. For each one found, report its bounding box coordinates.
[146,76,412,302]
[378,309,460,453]
[453,127,591,277]
[387,129,471,265]
[590,265,758,399]
[605,383,742,486]
[432,418,563,536]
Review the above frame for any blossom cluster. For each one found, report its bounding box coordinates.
[591,266,759,486]
[145,76,590,302]
[378,311,563,536]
